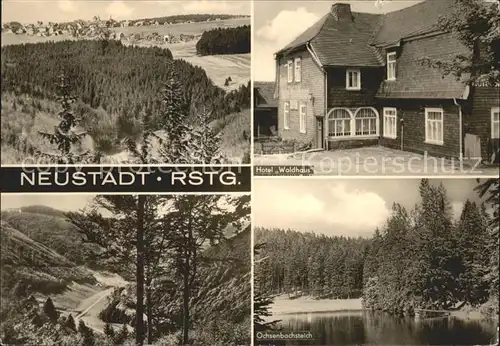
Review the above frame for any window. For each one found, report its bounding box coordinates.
[346,69,361,90]
[299,102,307,133]
[425,108,444,145]
[328,108,379,138]
[387,52,397,81]
[287,60,293,83]
[328,109,352,137]
[354,108,377,136]
[284,101,290,129]
[492,107,500,139]
[294,58,301,82]
[383,108,397,138]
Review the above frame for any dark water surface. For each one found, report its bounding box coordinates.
[258,311,497,345]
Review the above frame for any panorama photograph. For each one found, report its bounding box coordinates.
[253,178,499,345]
[1,0,251,164]
[252,0,499,175]
[0,193,251,345]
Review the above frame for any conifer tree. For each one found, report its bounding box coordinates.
[113,324,129,345]
[42,297,58,322]
[38,74,97,163]
[64,314,77,332]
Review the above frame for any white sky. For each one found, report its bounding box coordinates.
[253,178,484,238]
[1,0,250,23]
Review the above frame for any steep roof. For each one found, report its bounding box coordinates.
[254,81,277,108]
[310,12,383,67]
[276,14,330,56]
[377,32,470,99]
[373,0,456,47]
[276,0,457,65]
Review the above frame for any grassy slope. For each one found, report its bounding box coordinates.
[212,108,251,163]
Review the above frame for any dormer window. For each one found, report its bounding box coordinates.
[387,52,397,81]
[287,60,293,83]
[346,69,361,90]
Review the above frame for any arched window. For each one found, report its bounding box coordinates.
[354,108,378,136]
[328,109,352,137]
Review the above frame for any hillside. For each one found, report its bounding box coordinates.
[0,220,96,298]
[1,209,100,268]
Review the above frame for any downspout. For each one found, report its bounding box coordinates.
[454,98,463,161]
[306,42,328,150]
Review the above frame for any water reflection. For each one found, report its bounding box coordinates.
[258,311,497,345]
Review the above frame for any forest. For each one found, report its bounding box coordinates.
[0,195,251,346]
[1,40,249,121]
[254,179,499,325]
[196,25,250,56]
[254,228,367,299]
[1,40,250,163]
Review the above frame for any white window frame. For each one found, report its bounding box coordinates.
[294,57,301,82]
[284,101,290,130]
[287,60,293,83]
[492,107,500,139]
[383,107,397,139]
[299,102,307,133]
[387,52,397,81]
[346,69,361,90]
[327,107,379,138]
[425,107,444,145]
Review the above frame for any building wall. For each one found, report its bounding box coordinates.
[379,99,461,158]
[277,48,325,145]
[467,86,500,161]
[327,67,383,107]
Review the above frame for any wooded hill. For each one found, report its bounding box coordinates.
[196,25,250,55]
[1,40,249,122]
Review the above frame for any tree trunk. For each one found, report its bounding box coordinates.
[146,285,153,344]
[182,258,190,345]
[136,195,146,346]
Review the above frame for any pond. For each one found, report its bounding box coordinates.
[256,311,498,345]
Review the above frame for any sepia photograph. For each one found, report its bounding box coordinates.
[1,0,251,165]
[253,178,499,345]
[253,0,500,175]
[0,193,251,345]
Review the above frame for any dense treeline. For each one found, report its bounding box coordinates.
[254,228,368,299]
[196,25,250,56]
[0,40,249,127]
[362,179,498,317]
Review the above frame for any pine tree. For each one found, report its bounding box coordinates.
[64,314,77,332]
[38,74,96,164]
[42,297,59,322]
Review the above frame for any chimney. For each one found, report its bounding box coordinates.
[331,3,353,21]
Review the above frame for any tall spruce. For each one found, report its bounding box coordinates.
[38,74,96,163]
[42,297,58,323]
[166,195,250,345]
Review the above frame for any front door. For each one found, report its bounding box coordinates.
[315,117,324,149]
